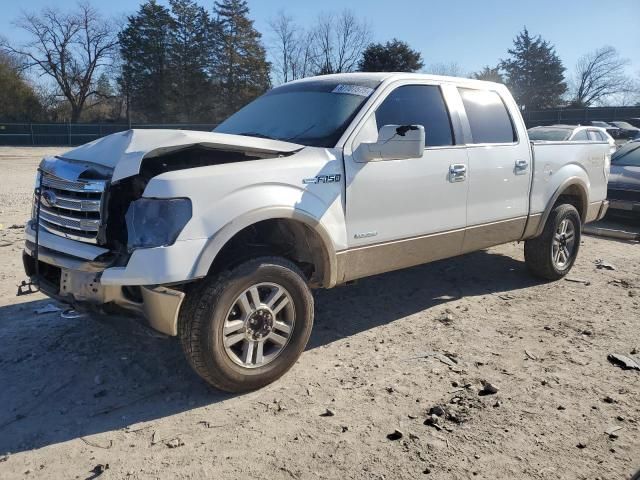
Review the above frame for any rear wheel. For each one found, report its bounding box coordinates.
[524,204,581,280]
[179,257,314,392]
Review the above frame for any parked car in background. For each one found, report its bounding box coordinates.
[528,125,616,153]
[608,139,640,214]
[609,121,640,139]
[626,118,640,129]
[587,121,621,138]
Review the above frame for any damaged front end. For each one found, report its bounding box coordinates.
[22,133,299,335]
[21,157,188,335]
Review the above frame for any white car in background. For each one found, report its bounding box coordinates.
[528,125,617,154]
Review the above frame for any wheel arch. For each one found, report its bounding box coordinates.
[191,207,338,288]
[533,177,589,238]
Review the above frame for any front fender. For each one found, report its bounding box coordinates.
[139,149,347,287]
[190,205,340,287]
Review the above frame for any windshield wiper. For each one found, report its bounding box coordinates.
[285,124,317,142]
[237,132,275,140]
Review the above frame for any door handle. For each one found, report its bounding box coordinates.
[449,164,467,182]
[515,159,529,172]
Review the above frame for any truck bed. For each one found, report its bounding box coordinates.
[529,140,610,217]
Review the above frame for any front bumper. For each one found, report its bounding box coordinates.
[23,221,189,336]
[25,220,208,286]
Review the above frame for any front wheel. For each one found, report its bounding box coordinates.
[178,257,314,392]
[524,204,581,280]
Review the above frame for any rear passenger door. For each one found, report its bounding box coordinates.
[457,87,532,251]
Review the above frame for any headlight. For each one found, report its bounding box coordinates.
[125,198,192,250]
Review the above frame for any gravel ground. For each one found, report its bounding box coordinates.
[0,147,639,480]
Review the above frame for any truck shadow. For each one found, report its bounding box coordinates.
[0,248,541,454]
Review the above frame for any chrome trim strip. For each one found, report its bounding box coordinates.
[41,172,107,193]
[36,192,101,212]
[39,223,99,243]
[38,208,100,231]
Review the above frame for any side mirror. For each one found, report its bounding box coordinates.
[359,124,425,161]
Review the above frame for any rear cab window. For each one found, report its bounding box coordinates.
[375,85,455,147]
[458,88,517,144]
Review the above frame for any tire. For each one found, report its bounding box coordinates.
[524,204,582,280]
[178,256,314,392]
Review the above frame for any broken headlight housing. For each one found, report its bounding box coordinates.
[125,198,192,250]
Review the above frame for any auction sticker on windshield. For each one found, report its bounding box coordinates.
[332,84,374,97]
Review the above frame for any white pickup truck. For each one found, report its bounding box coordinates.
[22,73,610,392]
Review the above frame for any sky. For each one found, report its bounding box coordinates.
[1,0,638,79]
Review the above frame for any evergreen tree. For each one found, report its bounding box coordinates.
[472,66,504,84]
[358,39,423,73]
[168,0,212,121]
[212,0,270,119]
[0,53,42,121]
[119,0,174,122]
[500,28,567,110]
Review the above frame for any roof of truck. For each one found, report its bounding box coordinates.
[287,72,501,89]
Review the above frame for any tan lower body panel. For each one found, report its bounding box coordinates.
[522,213,543,239]
[336,217,528,284]
[337,228,465,283]
[585,200,608,223]
[460,216,527,254]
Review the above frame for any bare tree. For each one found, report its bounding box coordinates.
[426,62,468,78]
[570,46,631,107]
[312,10,370,74]
[1,3,118,122]
[269,11,297,84]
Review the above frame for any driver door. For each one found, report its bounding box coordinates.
[341,83,469,281]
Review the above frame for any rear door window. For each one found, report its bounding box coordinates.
[458,88,517,144]
[375,85,454,147]
[572,130,589,141]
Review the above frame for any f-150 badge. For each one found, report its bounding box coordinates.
[303,174,341,184]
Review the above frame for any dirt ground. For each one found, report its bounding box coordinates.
[0,147,639,480]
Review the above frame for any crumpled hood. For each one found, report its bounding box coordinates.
[57,129,304,182]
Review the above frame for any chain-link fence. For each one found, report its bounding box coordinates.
[2,107,639,146]
[523,106,640,127]
[0,123,218,146]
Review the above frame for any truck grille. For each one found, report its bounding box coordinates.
[34,171,107,244]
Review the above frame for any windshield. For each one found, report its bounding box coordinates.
[612,141,640,166]
[528,128,572,141]
[612,121,637,129]
[214,80,379,147]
